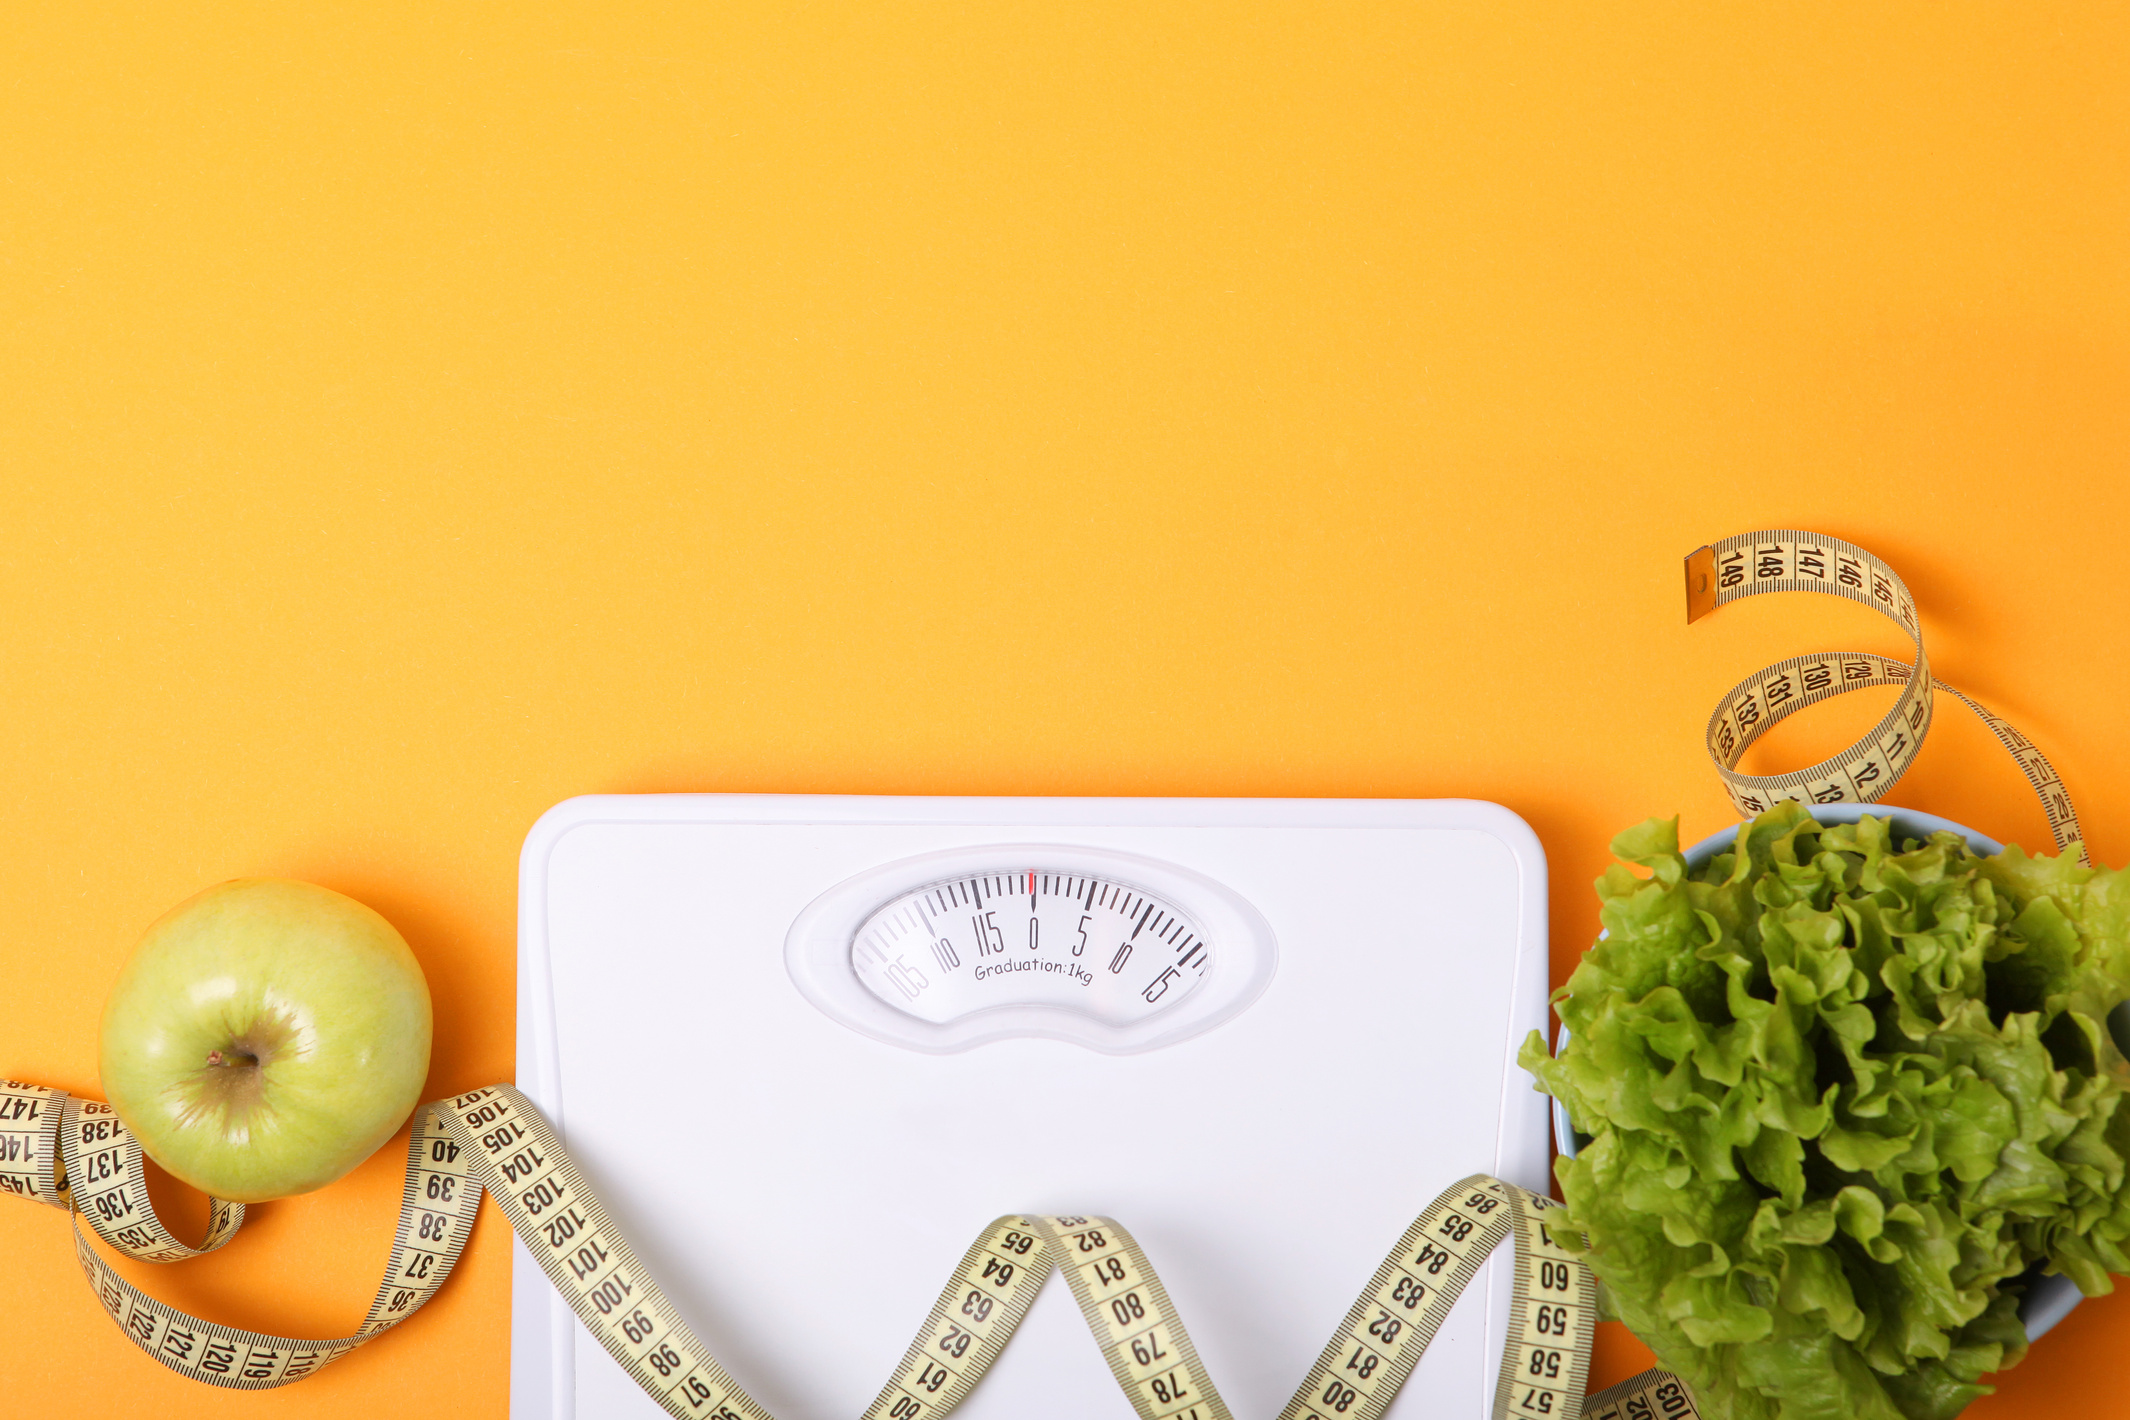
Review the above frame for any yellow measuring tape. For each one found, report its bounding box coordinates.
[11,530,2076,1416]
[2,1078,1678,1418]
[1685,529,2085,860]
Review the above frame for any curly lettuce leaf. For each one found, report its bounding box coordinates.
[1519,804,2130,1420]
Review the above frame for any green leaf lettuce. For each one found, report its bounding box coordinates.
[1520,804,2130,1420]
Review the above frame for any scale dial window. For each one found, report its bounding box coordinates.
[852,872,1208,1026]
[784,842,1277,1054]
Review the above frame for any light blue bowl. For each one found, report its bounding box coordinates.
[1547,803,2101,1341]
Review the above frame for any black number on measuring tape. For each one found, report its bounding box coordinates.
[1089,1256,1127,1287]
[401,1251,436,1280]
[1463,1191,1499,1214]
[544,1207,586,1248]
[916,1362,950,1393]
[1415,1243,1452,1274]
[999,1229,1033,1254]
[1533,1303,1569,1336]
[1131,1330,1168,1365]
[889,1397,924,1419]
[647,1343,682,1377]
[1538,1259,1570,1292]
[938,1324,972,1358]
[426,1174,458,1203]
[520,1177,566,1214]
[1321,1380,1357,1413]
[1368,1309,1403,1343]
[1526,1348,1561,1379]
[590,1275,635,1314]
[1390,1276,1427,1309]
[1110,1292,1145,1324]
[981,1257,1015,1287]
[569,1239,610,1280]
[1437,1212,1473,1242]
[1074,1228,1108,1251]
[962,1290,993,1322]
[1520,1387,1555,1415]
[1345,1346,1378,1379]
[500,1147,546,1184]
[1150,1371,1190,1404]
[418,1211,450,1241]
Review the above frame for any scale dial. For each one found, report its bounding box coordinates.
[852,871,1209,1025]
[785,843,1277,1054]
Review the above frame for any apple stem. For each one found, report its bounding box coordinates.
[206,1050,225,1066]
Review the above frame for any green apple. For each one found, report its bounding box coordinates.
[99,879,433,1203]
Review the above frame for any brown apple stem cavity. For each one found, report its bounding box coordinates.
[171,1010,301,1140]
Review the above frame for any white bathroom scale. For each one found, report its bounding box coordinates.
[511,795,1550,1420]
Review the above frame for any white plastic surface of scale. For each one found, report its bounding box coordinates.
[511,796,1551,1420]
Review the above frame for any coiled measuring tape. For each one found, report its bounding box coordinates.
[1687,529,2086,860]
[0,1077,1694,1418]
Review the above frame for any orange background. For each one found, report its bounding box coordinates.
[4,3,2127,1415]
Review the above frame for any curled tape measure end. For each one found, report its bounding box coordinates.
[1683,546,1717,624]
